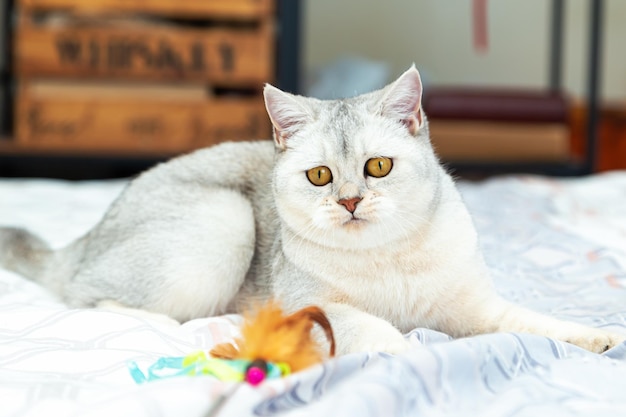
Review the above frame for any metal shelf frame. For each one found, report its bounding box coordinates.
[447,0,605,177]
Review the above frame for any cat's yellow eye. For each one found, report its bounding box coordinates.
[306,166,333,186]
[365,157,393,178]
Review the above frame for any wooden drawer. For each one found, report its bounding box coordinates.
[18,0,274,20]
[15,81,271,153]
[598,105,626,171]
[15,16,274,86]
[429,120,570,162]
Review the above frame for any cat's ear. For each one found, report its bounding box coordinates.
[263,84,312,150]
[380,65,424,136]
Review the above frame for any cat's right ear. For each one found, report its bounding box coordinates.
[263,84,311,150]
[380,65,424,136]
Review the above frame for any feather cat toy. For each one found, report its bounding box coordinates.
[129,301,335,386]
[211,301,336,382]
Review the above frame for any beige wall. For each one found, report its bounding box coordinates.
[304,0,626,101]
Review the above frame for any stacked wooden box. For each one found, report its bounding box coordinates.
[12,0,274,154]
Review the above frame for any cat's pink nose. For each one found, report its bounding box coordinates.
[338,197,362,213]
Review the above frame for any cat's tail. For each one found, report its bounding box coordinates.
[0,227,80,294]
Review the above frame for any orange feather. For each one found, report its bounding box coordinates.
[210,301,335,372]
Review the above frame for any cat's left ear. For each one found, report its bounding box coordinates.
[380,65,424,136]
[263,84,312,150]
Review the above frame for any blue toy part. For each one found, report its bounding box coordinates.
[128,351,290,384]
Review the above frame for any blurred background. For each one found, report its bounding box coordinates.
[306,0,626,99]
[0,0,625,178]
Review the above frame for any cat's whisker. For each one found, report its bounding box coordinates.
[286,220,318,259]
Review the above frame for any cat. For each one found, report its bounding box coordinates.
[0,66,623,355]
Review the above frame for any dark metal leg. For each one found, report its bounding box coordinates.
[585,0,604,174]
[276,0,301,94]
[0,0,13,136]
[549,0,564,92]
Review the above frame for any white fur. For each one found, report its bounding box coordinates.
[152,189,255,320]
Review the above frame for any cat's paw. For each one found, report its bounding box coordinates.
[564,331,626,353]
[344,330,411,355]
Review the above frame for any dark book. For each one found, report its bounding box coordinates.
[423,87,568,124]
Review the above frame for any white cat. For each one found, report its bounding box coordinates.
[0,66,623,355]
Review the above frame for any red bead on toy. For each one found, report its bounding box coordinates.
[245,359,268,386]
[245,367,265,385]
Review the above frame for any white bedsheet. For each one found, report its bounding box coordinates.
[1,173,626,417]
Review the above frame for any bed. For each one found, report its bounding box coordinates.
[1,172,626,417]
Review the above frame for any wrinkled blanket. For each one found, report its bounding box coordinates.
[1,172,626,417]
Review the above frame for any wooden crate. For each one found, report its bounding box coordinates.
[7,0,277,161]
[15,81,271,153]
[18,0,274,20]
[15,16,274,86]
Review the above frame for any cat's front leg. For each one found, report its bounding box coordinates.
[453,296,626,353]
[493,300,626,353]
[322,303,411,355]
